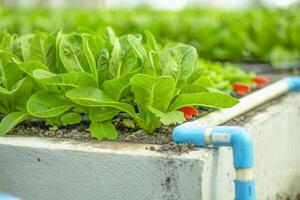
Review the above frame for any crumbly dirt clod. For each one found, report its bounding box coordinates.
[157,142,195,154]
[149,146,156,151]
[9,123,93,140]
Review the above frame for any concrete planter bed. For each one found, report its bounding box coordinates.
[1,6,300,200]
[0,77,300,200]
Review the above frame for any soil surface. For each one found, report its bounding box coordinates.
[8,117,196,154]
[7,69,300,154]
[7,94,286,153]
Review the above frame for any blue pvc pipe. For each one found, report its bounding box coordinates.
[172,122,206,146]
[172,123,256,200]
[172,123,254,168]
[211,126,254,168]
[0,193,19,200]
[235,180,256,200]
[172,76,300,199]
[284,76,300,91]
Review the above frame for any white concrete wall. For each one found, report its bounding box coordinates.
[202,92,300,200]
[0,138,207,200]
[0,92,300,200]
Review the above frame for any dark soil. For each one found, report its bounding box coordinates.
[9,114,189,144]
[8,95,284,154]
[8,106,213,154]
[8,118,196,154]
[7,69,299,154]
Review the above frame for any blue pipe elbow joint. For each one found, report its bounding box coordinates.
[284,76,300,92]
[173,123,254,168]
[212,126,254,168]
[172,122,256,200]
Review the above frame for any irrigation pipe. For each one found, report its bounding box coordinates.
[172,76,300,200]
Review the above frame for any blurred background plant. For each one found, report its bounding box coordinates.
[1,0,299,9]
[1,0,300,65]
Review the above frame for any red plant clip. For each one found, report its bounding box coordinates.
[233,82,252,96]
[178,106,199,120]
[252,76,268,89]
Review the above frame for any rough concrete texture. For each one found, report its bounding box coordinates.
[0,93,300,200]
[202,92,300,200]
[0,137,206,200]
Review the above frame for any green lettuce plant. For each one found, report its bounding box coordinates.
[0,28,239,140]
[0,51,34,136]
[197,59,255,91]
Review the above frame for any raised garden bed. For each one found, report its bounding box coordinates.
[0,32,300,199]
[1,89,300,200]
[1,8,300,200]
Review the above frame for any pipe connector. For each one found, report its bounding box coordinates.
[172,122,256,200]
[284,76,300,92]
[173,123,254,168]
[211,126,254,168]
[172,122,206,146]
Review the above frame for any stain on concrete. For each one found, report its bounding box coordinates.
[276,193,300,200]
[157,157,199,200]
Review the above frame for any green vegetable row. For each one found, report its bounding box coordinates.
[0,7,299,63]
[0,28,242,139]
